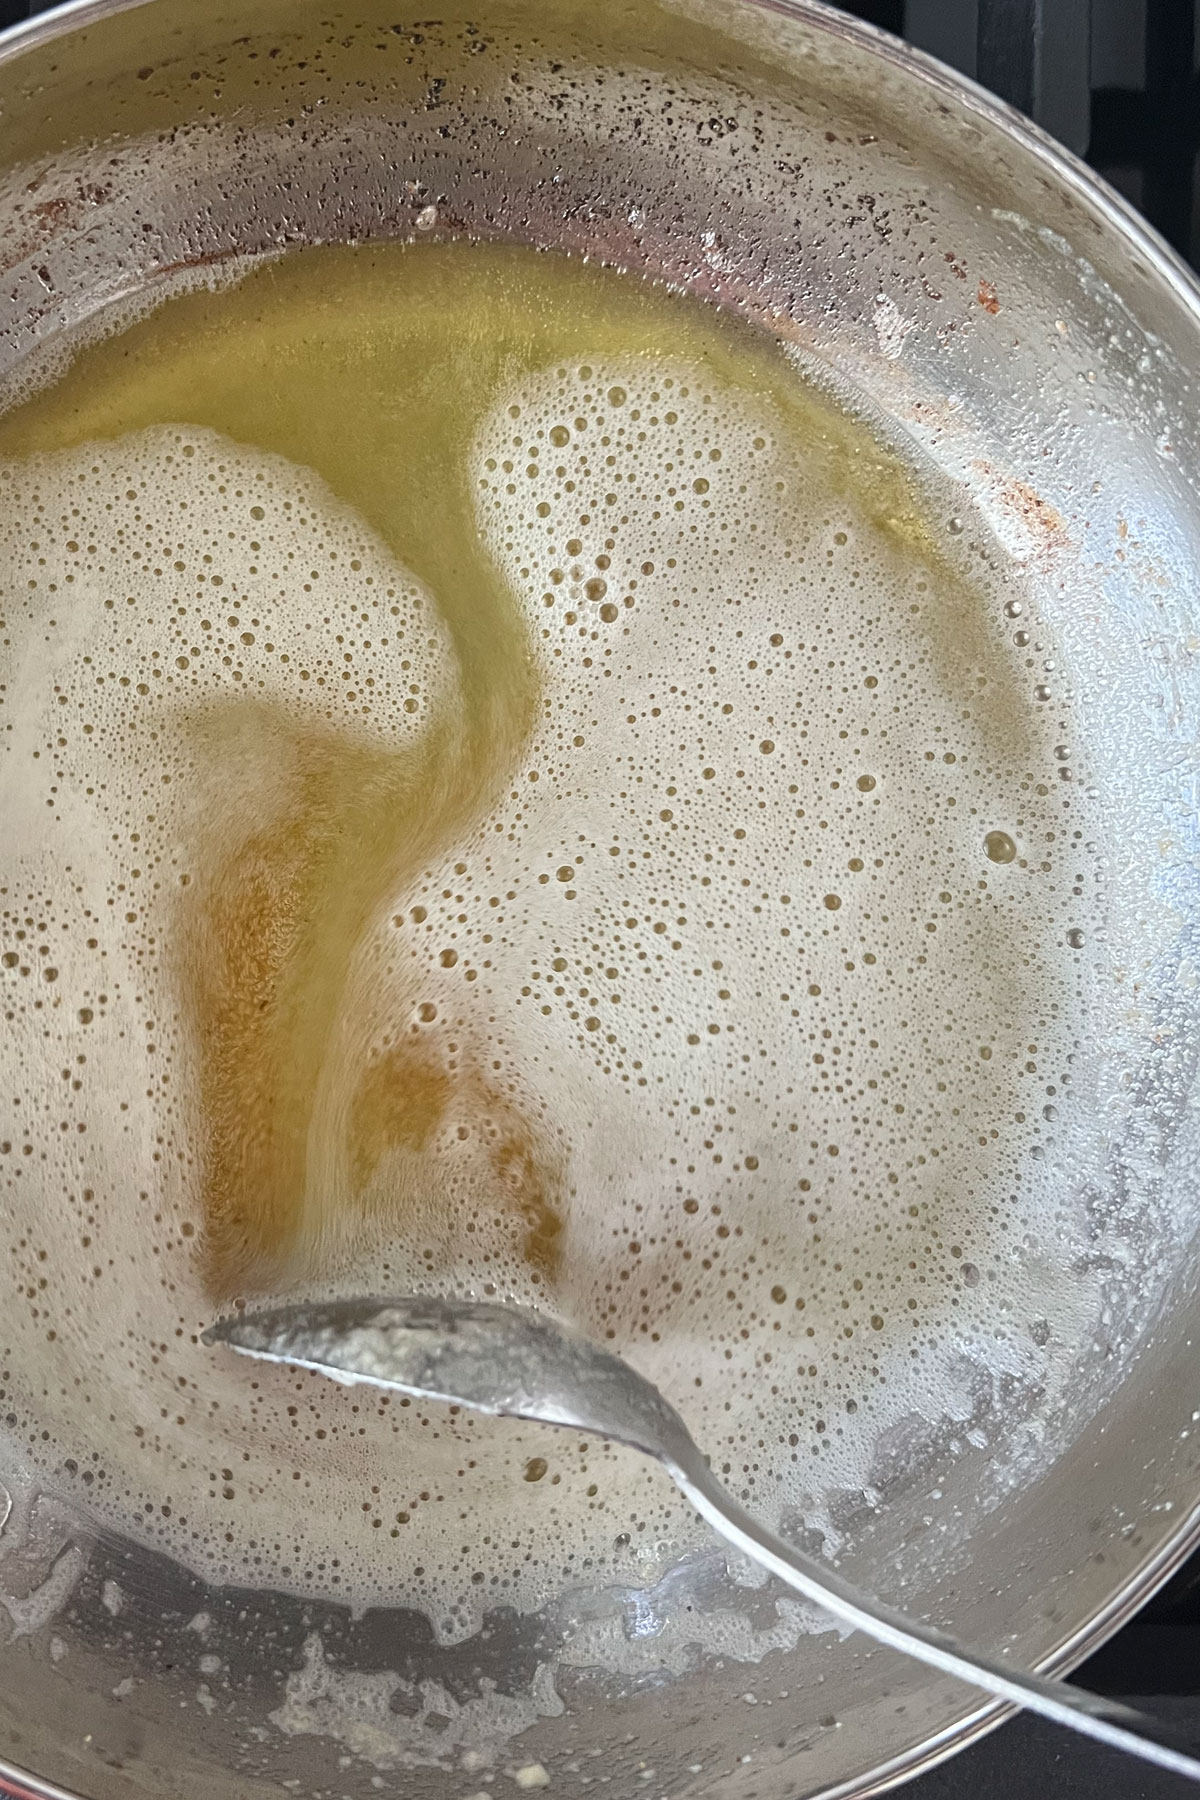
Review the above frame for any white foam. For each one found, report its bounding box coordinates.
[0,356,1106,1653]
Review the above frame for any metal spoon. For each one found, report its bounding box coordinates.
[205,1294,1200,1783]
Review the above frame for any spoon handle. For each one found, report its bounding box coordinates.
[669,1450,1200,1784]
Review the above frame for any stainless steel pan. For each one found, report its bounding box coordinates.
[0,2,1198,1796]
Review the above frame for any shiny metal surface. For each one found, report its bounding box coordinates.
[0,2,1198,1798]
[209,1295,1200,1781]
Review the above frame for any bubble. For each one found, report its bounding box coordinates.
[984,830,1018,864]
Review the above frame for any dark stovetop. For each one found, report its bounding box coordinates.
[0,0,1198,1795]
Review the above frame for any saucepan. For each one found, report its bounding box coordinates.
[0,1,1199,1797]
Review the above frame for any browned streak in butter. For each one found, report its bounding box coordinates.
[184,697,564,1298]
[184,712,441,1294]
[350,1044,564,1282]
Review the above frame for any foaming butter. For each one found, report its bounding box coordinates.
[0,243,1101,1635]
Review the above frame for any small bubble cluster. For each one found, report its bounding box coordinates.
[0,330,1103,1643]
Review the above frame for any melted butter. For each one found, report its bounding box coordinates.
[0,242,1099,1628]
[1,243,861,1298]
